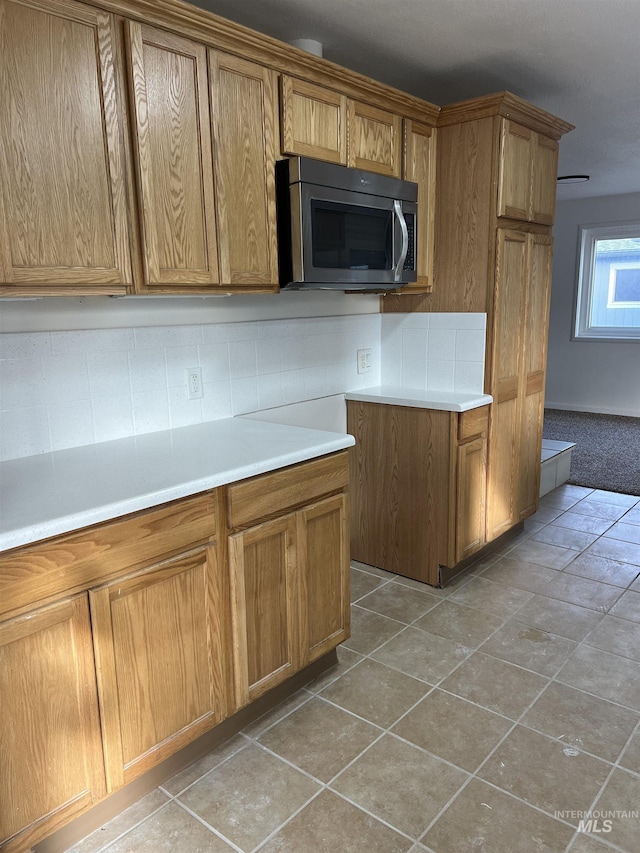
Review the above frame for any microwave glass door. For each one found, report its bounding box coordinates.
[311,200,393,271]
[297,184,401,285]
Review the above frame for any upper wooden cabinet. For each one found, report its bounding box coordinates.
[126,22,220,289]
[0,595,104,853]
[280,75,347,164]
[497,119,559,225]
[348,100,403,178]
[209,52,279,287]
[401,120,436,292]
[0,0,133,295]
[279,77,403,178]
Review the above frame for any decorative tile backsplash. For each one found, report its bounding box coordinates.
[381,312,486,393]
[0,312,486,461]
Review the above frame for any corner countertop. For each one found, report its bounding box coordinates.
[345,385,493,412]
[0,418,354,553]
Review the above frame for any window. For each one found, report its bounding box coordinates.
[574,221,640,340]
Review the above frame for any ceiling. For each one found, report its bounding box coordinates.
[193,0,640,202]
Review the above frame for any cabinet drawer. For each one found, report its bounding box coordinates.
[0,493,216,618]
[227,451,349,529]
[458,406,489,442]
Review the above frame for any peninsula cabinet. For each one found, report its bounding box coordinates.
[347,401,489,586]
[228,452,350,707]
[0,0,133,296]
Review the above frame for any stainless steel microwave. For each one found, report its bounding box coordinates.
[277,156,418,290]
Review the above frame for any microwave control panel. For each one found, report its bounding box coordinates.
[404,214,416,271]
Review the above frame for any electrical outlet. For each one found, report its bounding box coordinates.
[187,367,203,400]
[357,348,372,374]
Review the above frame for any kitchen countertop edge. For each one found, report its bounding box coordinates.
[345,385,493,412]
[0,418,355,554]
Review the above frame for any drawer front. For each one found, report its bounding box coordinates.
[458,406,490,442]
[227,451,349,529]
[0,493,216,618]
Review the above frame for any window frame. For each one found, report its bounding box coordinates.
[573,220,640,342]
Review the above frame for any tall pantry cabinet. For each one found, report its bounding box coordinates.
[433,93,573,543]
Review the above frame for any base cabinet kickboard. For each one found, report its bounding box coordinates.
[0,451,350,853]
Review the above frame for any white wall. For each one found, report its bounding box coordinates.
[546,192,640,417]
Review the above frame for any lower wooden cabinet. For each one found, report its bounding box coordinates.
[348,400,488,585]
[0,452,350,849]
[228,455,350,707]
[90,546,226,792]
[0,595,104,853]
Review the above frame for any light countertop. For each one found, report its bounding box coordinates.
[0,418,354,553]
[345,386,493,412]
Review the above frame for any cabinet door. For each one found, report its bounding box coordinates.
[531,135,559,225]
[229,515,299,706]
[90,547,226,792]
[0,595,104,853]
[497,120,533,222]
[517,234,553,518]
[486,229,527,540]
[126,22,219,288]
[210,52,278,287]
[0,0,132,293]
[456,438,487,563]
[280,76,347,164]
[348,101,402,177]
[298,494,350,665]
[402,120,436,292]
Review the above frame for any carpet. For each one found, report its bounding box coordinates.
[543,409,640,496]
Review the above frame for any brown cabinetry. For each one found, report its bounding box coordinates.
[0,0,133,295]
[127,23,279,292]
[452,407,488,565]
[280,75,348,164]
[497,119,559,225]
[347,100,403,177]
[0,595,104,853]
[90,545,226,792]
[398,120,436,293]
[228,453,350,706]
[434,93,572,547]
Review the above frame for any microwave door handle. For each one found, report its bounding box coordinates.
[393,200,409,282]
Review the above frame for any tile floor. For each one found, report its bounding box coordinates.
[68,485,640,853]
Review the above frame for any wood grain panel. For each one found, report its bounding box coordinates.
[210,51,278,287]
[400,120,436,292]
[0,594,104,851]
[458,406,489,441]
[126,21,219,286]
[455,437,487,563]
[347,401,450,585]
[90,546,225,791]
[431,118,496,314]
[228,515,298,705]
[227,451,349,529]
[486,397,519,539]
[497,120,533,221]
[348,101,402,177]
[280,76,347,164]
[298,494,349,664]
[531,135,559,224]
[0,0,132,289]
[0,493,216,619]
[489,229,526,394]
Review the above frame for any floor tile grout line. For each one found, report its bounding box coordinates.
[157,736,254,800]
[169,799,247,853]
[248,788,326,853]
[78,797,174,853]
